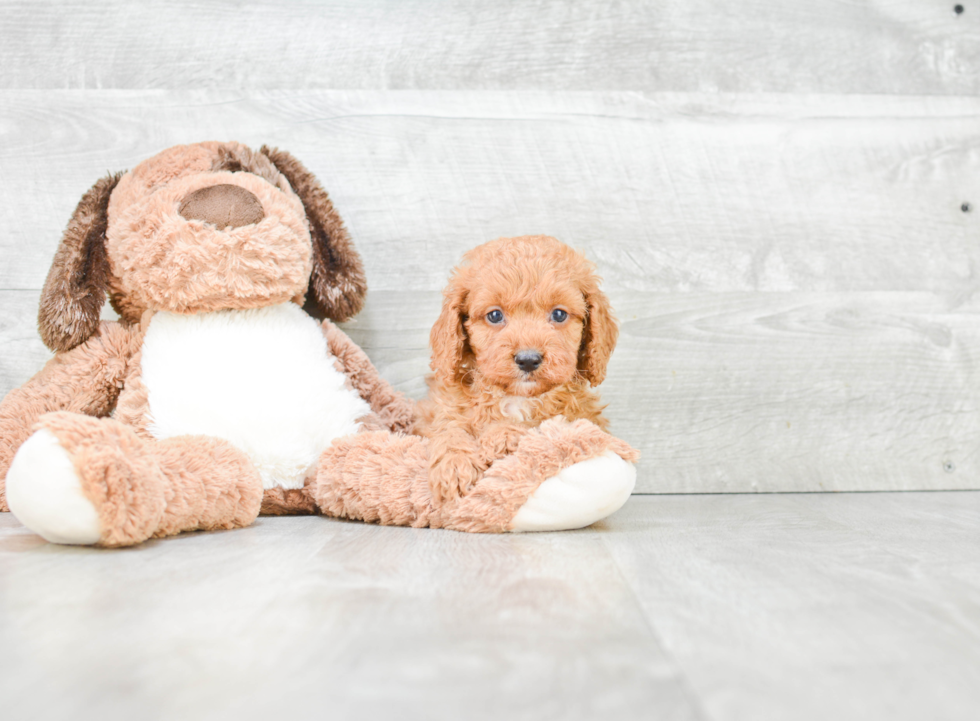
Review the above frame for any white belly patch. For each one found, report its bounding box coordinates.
[140,303,370,490]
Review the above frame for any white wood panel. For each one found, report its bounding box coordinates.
[0,291,51,398]
[1,90,978,492]
[1,1,978,95]
[614,291,980,493]
[1,90,978,294]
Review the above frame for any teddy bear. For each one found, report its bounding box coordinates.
[0,141,637,547]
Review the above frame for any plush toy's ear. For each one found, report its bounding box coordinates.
[260,146,366,322]
[38,173,122,352]
[430,275,471,386]
[577,284,618,387]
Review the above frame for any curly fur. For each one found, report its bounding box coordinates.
[416,235,619,505]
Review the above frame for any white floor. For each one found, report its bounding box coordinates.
[2,493,978,720]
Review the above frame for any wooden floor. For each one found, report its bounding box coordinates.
[1,494,978,720]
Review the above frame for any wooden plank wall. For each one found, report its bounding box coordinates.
[1,2,978,492]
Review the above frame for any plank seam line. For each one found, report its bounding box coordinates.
[600,534,715,721]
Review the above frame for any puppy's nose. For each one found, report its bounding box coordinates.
[178,184,265,228]
[515,350,543,373]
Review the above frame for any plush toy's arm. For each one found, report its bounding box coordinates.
[0,321,140,506]
[315,417,640,533]
[320,319,420,433]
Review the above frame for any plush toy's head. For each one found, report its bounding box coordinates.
[38,142,366,351]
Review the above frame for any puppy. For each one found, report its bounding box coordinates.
[416,235,619,504]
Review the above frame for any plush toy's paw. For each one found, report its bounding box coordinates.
[5,429,101,545]
[509,450,636,532]
[316,430,433,527]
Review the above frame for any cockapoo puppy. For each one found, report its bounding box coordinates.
[416,235,619,504]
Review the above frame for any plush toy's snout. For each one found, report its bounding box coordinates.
[178,184,266,228]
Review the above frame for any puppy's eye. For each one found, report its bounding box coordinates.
[486,309,505,324]
[550,309,568,323]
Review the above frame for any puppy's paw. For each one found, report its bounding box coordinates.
[429,449,483,506]
[478,423,526,466]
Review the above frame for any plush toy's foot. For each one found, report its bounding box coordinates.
[6,412,263,547]
[508,450,635,532]
[445,418,639,533]
[5,428,102,545]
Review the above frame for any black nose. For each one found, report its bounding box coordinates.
[515,350,543,373]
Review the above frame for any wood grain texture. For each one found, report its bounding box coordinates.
[0,291,51,398]
[1,91,978,294]
[605,493,980,721]
[1,1,978,95]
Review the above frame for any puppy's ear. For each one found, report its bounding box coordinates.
[260,146,366,321]
[430,275,470,386]
[577,283,618,387]
[38,172,122,352]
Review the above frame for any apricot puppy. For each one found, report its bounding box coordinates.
[416,235,619,504]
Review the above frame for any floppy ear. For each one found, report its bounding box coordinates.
[577,284,618,386]
[260,145,366,322]
[429,275,471,386]
[38,172,122,352]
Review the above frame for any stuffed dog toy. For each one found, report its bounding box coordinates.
[0,142,637,547]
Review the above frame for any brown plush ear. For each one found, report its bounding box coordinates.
[38,173,122,352]
[260,145,366,321]
[429,276,471,386]
[577,284,618,387]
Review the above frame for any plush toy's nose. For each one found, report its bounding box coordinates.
[178,184,265,228]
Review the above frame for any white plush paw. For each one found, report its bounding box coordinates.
[6,429,102,545]
[509,450,636,532]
